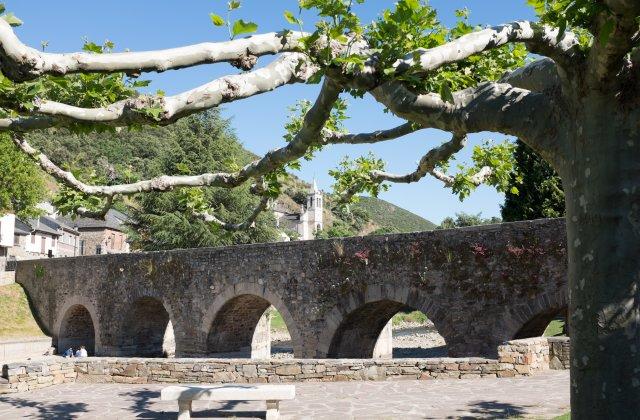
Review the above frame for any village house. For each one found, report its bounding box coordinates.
[0,206,130,277]
[60,209,130,256]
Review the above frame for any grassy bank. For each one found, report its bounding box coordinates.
[0,283,46,339]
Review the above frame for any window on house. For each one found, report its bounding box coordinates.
[31,234,36,244]
[317,198,321,207]
[79,240,85,256]
[96,245,102,255]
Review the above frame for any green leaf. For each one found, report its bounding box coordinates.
[0,4,5,14]
[227,0,241,11]
[439,81,454,104]
[284,10,299,25]
[209,13,225,27]
[2,12,22,27]
[231,19,258,38]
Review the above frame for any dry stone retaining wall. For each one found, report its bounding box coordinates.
[1,360,77,393]
[548,337,570,369]
[1,338,569,394]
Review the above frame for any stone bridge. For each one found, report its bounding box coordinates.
[16,218,568,359]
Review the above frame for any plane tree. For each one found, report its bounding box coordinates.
[0,0,638,416]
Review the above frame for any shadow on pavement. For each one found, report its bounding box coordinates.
[0,396,88,419]
[121,388,265,419]
[454,400,530,419]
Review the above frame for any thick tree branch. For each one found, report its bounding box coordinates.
[0,18,304,81]
[500,58,562,93]
[0,53,315,130]
[12,77,342,197]
[324,122,420,144]
[195,195,271,231]
[369,133,467,184]
[393,21,580,76]
[369,80,563,166]
[368,133,491,188]
[587,10,639,85]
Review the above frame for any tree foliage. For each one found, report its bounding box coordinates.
[437,212,501,229]
[0,133,46,218]
[501,140,565,221]
[26,111,279,250]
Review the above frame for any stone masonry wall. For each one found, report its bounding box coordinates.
[17,218,568,359]
[1,360,77,393]
[548,337,570,369]
[497,337,550,376]
[1,338,569,394]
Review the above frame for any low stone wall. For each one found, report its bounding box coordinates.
[1,337,570,394]
[548,337,570,369]
[1,360,77,393]
[497,337,550,376]
[74,357,510,385]
[0,337,53,363]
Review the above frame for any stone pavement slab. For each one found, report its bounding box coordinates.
[0,370,569,419]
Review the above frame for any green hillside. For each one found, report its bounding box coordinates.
[353,196,436,233]
[25,110,435,244]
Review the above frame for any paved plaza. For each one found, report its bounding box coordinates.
[0,371,569,419]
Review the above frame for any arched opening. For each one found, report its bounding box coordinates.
[269,307,294,359]
[514,306,568,339]
[121,297,174,357]
[391,309,448,358]
[58,304,96,355]
[327,299,448,358]
[206,294,293,358]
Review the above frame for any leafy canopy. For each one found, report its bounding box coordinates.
[0,133,46,218]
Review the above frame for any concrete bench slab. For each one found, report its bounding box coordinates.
[161,384,295,420]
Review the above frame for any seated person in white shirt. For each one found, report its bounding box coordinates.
[75,345,88,358]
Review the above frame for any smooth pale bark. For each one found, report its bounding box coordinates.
[559,95,640,418]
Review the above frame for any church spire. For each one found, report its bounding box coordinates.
[310,178,319,194]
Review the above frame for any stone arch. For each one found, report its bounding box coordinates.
[119,296,175,357]
[328,299,407,358]
[322,285,449,358]
[57,304,97,355]
[202,283,302,358]
[54,298,100,355]
[512,291,568,339]
[514,306,568,338]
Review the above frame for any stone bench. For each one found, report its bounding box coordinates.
[160,384,295,420]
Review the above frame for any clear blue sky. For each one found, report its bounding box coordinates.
[10,1,536,224]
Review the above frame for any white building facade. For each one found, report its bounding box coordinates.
[273,181,324,240]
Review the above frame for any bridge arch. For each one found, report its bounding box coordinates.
[506,291,568,339]
[202,283,302,358]
[119,296,176,357]
[321,285,449,358]
[54,298,99,356]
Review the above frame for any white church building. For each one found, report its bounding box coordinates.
[273,180,323,240]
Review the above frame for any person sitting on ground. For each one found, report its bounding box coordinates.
[75,345,88,358]
[62,347,74,358]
